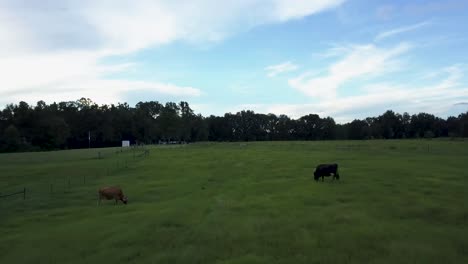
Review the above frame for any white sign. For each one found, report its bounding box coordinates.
[122,140,130,147]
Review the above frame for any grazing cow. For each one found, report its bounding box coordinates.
[314,163,340,182]
[98,186,128,205]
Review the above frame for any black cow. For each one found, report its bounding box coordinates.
[314,163,340,181]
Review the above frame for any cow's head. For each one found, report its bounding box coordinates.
[122,196,128,204]
[313,171,320,181]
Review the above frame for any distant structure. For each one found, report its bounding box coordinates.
[122,140,130,147]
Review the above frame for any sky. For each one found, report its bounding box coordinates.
[1,0,468,123]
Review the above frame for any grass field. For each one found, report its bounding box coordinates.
[1,140,468,263]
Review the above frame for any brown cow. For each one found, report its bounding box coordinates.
[98,186,128,205]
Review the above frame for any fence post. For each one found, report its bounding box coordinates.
[23,187,26,200]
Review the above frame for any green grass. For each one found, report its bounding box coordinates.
[1,140,468,264]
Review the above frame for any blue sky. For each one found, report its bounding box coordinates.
[1,0,467,122]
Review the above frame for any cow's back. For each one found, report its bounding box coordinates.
[315,163,338,174]
[99,186,123,199]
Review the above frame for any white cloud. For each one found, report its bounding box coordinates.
[265,61,299,77]
[246,65,468,122]
[191,64,468,121]
[289,43,411,99]
[1,0,347,55]
[0,50,200,106]
[2,79,200,106]
[0,0,345,105]
[80,0,347,53]
[375,21,430,42]
[273,0,346,21]
[312,44,351,58]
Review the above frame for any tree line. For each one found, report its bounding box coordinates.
[1,98,467,152]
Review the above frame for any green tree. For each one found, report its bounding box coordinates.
[3,125,21,151]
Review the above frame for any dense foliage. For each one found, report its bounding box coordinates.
[1,98,467,152]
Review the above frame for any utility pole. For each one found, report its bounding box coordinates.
[88,130,91,149]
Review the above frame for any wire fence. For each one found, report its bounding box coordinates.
[0,188,26,200]
[2,140,467,203]
[0,146,150,203]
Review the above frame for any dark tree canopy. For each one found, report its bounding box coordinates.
[0,98,467,152]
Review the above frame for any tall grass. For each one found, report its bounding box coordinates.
[1,140,467,263]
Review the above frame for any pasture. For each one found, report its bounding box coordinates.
[1,140,467,263]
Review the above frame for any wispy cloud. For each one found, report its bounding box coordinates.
[265,61,299,77]
[375,21,431,41]
[247,65,468,122]
[192,65,468,121]
[289,43,411,99]
[0,50,201,106]
[0,0,346,105]
[273,0,346,21]
[312,43,351,58]
[0,0,347,55]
